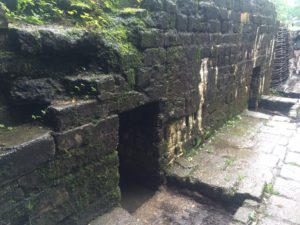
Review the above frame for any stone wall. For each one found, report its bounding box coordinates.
[271,26,291,87]
[136,0,277,160]
[0,0,277,224]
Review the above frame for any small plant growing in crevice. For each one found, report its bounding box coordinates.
[0,123,14,131]
[269,88,285,97]
[225,115,242,128]
[223,157,237,171]
[288,162,300,167]
[31,108,48,122]
[25,201,34,211]
[264,183,279,195]
[247,211,257,224]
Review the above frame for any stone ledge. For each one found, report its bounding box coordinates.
[47,91,148,132]
[0,126,55,186]
[166,114,278,203]
[54,115,119,153]
[47,99,106,132]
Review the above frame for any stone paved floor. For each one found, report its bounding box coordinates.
[91,187,236,225]
[278,75,300,94]
[256,114,300,225]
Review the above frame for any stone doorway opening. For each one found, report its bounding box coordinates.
[117,102,162,213]
[248,66,262,109]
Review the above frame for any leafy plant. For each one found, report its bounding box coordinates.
[25,201,34,211]
[225,115,242,128]
[223,157,236,170]
[264,183,280,195]
[0,123,13,131]
[270,0,300,24]
[31,114,42,120]
[248,211,257,224]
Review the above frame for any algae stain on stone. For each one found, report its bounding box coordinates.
[197,58,209,132]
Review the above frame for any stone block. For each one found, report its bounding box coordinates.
[144,48,166,66]
[0,132,55,186]
[54,115,118,153]
[176,13,188,32]
[188,16,203,32]
[219,8,229,20]
[178,33,193,45]
[63,74,116,96]
[199,2,220,20]
[280,164,300,182]
[221,21,231,33]
[259,218,290,225]
[140,29,164,49]
[265,196,300,224]
[0,7,8,29]
[166,46,185,64]
[141,0,163,11]
[151,11,175,30]
[163,0,177,13]
[8,27,42,54]
[164,30,180,47]
[233,206,255,224]
[208,20,221,33]
[274,177,300,201]
[10,78,62,105]
[136,67,151,88]
[176,0,197,15]
[47,100,106,132]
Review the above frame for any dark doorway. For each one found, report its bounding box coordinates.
[117,102,162,212]
[248,66,261,109]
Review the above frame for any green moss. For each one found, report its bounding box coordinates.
[120,7,145,14]
[3,0,146,72]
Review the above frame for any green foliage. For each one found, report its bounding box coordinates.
[225,115,242,128]
[2,0,146,88]
[2,0,144,30]
[270,0,300,24]
[248,211,257,224]
[264,183,280,195]
[25,201,34,211]
[31,109,48,121]
[223,157,236,170]
[0,123,13,131]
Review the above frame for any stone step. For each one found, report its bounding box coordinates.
[259,95,300,118]
[88,207,144,225]
[0,123,55,186]
[63,73,122,96]
[166,112,282,204]
[46,90,147,132]
[260,95,299,105]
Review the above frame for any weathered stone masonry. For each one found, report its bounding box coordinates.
[0,0,277,224]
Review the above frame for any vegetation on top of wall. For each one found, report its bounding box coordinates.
[1,0,146,87]
[2,0,142,26]
[2,0,145,52]
[270,0,300,27]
